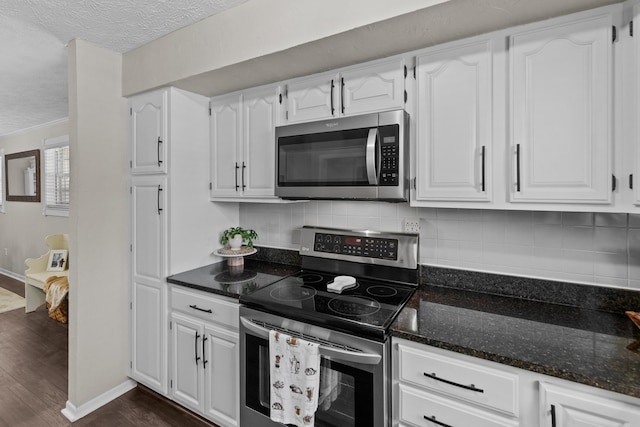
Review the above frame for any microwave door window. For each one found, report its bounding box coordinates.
[279,129,370,186]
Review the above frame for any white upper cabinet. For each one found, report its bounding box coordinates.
[285,56,406,123]
[242,85,280,198]
[415,38,494,202]
[509,12,614,204]
[210,84,282,200]
[285,72,337,123]
[633,2,640,205]
[130,89,168,174]
[210,92,242,198]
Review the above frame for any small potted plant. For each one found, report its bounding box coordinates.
[220,226,258,250]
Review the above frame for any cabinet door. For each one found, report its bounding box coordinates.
[286,72,338,123]
[203,324,240,427]
[510,13,613,203]
[243,86,280,198]
[416,39,493,202]
[341,57,406,116]
[634,3,640,205]
[130,175,167,394]
[540,382,640,427]
[210,92,243,198]
[171,314,204,413]
[130,89,168,174]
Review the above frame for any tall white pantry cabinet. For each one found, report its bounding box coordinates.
[128,87,238,396]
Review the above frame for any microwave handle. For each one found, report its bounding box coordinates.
[240,316,382,365]
[366,128,380,185]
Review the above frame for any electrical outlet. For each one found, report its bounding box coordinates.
[403,218,420,233]
[3,248,7,256]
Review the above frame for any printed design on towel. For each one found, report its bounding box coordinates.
[290,354,301,374]
[270,330,321,427]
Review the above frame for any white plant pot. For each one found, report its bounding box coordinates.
[229,234,244,250]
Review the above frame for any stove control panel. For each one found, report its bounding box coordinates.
[300,226,419,269]
[313,232,398,260]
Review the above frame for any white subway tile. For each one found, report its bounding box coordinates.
[437,239,460,262]
[629,229,640,254]
[562,226,593,251]
[534,211,562,225]
[437,219,460,241]
[593,227,628,253]
[593,253,628,279]
[482,221,506,244]
[562,212,594,226]
[459,220,483,242]
[533,224,563,248]
[561,249,594,275]
[595,212,627,228]
[436,208,459,221]
[459,241,483,263]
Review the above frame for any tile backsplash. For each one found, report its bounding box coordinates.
[239,202,640,290]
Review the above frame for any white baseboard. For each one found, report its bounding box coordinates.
[0,268,25,282]
[61,379,137,422]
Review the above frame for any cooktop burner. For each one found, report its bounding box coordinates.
[269,284,317,301]
[240,269,416,339]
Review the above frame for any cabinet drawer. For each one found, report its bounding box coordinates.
[170,286,239,329]
[397,342,518,416]
[398,384,516,427]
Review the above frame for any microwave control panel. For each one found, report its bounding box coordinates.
[379,124,399,186]
[313,232,398,260]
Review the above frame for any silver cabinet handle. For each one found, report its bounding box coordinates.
[423,372,484,393]
[366,128,379,185]
[240,316,381,365]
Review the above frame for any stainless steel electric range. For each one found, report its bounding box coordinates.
[239,226,419,427]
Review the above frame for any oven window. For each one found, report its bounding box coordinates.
[278,129,371,187]
[245,334,374,427]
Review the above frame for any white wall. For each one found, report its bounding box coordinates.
[0,120,70,276]
[240,202,640,290]
[67,39,129,408]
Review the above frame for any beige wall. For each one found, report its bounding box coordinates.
[67,39,129,408]
[0,120,70,275]
[122,0,620,99]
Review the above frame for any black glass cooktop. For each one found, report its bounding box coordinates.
[239,270,417,340]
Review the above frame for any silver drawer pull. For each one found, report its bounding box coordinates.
[189,304,213,314]
[423,415,452,427]
[423,372,484,393]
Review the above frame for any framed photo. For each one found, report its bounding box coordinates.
[47,249,68,271]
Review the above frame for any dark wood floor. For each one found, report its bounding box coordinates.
[0,274,218,427]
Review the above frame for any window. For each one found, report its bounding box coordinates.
[43,135,70,216]
[0,148,4,213]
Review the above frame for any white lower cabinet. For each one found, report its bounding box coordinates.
[170,286,239,427]
[393,337,640,427]
[539,382,640,427]
[393,338,519,427]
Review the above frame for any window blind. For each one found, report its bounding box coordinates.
[44,145,70,211]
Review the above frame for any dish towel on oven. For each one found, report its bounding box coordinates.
[270,330,321,427]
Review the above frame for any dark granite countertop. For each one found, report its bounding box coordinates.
[167,247,640,399]
[392,284,640,399]
[166,258,299,299]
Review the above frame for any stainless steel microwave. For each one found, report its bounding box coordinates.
[275,109,409,202]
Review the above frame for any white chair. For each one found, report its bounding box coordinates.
[24,234,69,313]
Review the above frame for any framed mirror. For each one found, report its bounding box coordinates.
[5,149,41,202]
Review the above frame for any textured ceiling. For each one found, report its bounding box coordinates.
[0,0,248,137]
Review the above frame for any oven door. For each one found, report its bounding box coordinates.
[240,308,388,427]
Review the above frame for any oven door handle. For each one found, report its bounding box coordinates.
[240,316,382,365]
